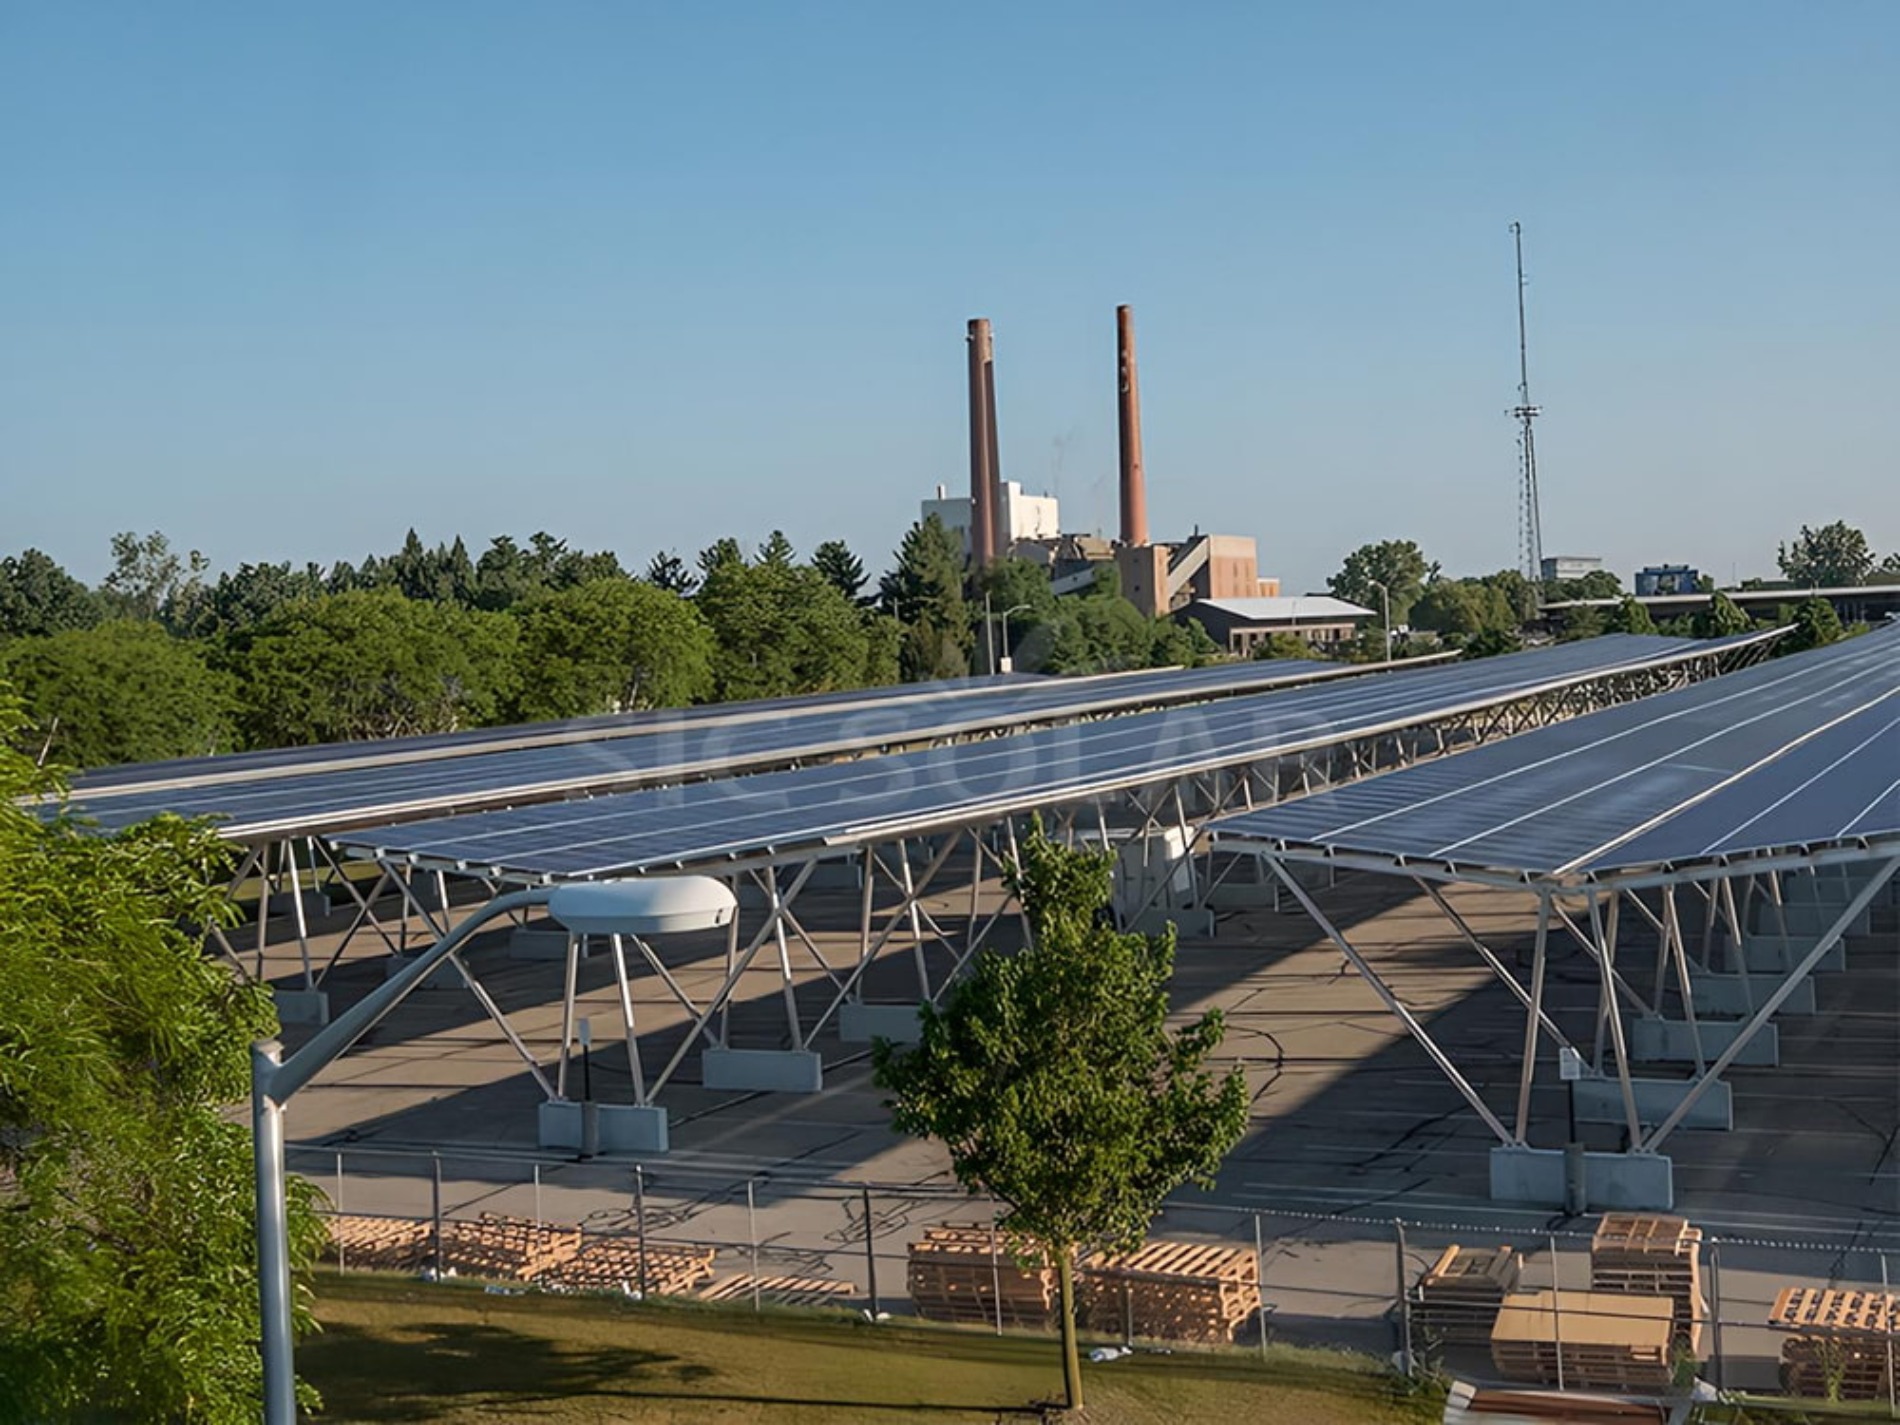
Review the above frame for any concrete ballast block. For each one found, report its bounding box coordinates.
[1571,1076,1733,1131]
[272,987,330,1026]
[1489,1145,1674,1211]
[1741,935,1845,975]
[537,1100,669,1154]
[1689,973,1815,1017]
[1629,1017,1778,1066]
[700,1048,824,1094]
[837,1002,923,1044]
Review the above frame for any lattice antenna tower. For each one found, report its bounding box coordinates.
[1510,221,1545,586]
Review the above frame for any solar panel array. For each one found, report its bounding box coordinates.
[68,672,1041,792]
[63,655,1390,839]
[1210,623,1899,882]
[330,634,1747,882]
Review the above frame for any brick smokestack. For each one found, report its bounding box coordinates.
[1116,304,1149,547]
[967,318,997,567]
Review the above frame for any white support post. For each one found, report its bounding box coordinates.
[609,934,645,1105]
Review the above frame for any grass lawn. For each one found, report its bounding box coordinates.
[305,1272,1440,1423]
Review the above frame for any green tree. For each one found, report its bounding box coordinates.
[1149,617,1221,669]
[235,590,520,744]
[1474,569,1540,626]
[2,622,236,768]
[1464,627,1524,659]
[185,561,328,639]
[757,530,796,569]
[1604,596,1658,635]
[1691,592,1751,639]
[1252,631,1320,661]
[1326,540,1429,627]
[643,550,698,597]
[812,539,869,604]
[100,530,209,627]
[1777,521,1876,587]
[0,690,327,1419]
[0,550,103,640]
[1550,570,1623,602]
[510,578,714,720]
[1786,596,1845,652]
[873,823,1248,1412]
[1558,605,1607,642]
[1410,579,1517,640]
[880,516,972,682]
[698,555,892,700]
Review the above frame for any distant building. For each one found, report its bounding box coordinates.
[1636,565,1701,596]
[1178,595,1373,656]
[1541,555,1603,584]
[922,482,1060,556]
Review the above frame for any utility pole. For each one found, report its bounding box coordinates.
[1510,222,1545,589]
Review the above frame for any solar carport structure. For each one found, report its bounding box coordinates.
[316,632,1774,1152]
[70,656,1421,1005]
[1208,623,1899,1211]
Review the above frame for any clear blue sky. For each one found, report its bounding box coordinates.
[4,2,1895,594]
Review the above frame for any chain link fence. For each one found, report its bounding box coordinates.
[293,1144,1900,1414]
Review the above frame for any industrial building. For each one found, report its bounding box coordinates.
[1540,554,1604,584]
[948,306,1280,625]
[1180,595,1374,656]
[921,480,1060,558]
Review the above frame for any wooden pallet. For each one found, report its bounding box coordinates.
[1591,1214,1699,1263]
[1491,1290,1677,1391]
[1590,1214,1703,1350]
[1414,1245,1520,1346]
[699,1274,857,1309]
[535,1234,715,1297]
[1780,1335,1895,1401]
[439,1214,582,1282]
[908,1226,1055,1328]
[327,1214,433,1271]
[1078,1240,1261,1344]
[1770,1286,1900,1339]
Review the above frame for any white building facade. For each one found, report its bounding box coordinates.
[921,482,1061,556]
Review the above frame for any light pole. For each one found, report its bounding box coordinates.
[252,876,736,1424]
[995,603,1029,674]
[1368,579,1392,663]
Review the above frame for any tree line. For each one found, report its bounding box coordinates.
[0,520,1216,770]
[1320,519,1885,662]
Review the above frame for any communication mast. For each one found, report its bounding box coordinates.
[1510,222,1545,586]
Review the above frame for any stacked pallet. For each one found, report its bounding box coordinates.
[1590,1213,1704,1352]
[1413,1245,1520,1346]
[1770,1286,1897,1401]
[1490,1290,1676,1391]
[908,1226,1055,1328]
[437,1214,582,1281]
[700,1274,857,1309]
[536,1234,716,1297]
[1078,1240,1261,1344]
[327,1214,433,1271]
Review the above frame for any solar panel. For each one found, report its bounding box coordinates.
[60,653,1399,839]
[1208,624,1899,881]
[331,633,1755,882]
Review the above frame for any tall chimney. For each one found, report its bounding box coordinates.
[1116,304,1149,547]
[983,330,1005,561]
[967,318,996,567]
